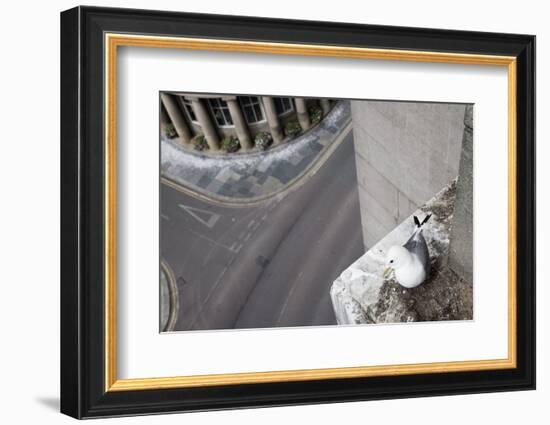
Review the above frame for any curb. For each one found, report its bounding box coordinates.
[160,260,180,332]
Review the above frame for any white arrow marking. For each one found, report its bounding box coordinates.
[178,204,221,229]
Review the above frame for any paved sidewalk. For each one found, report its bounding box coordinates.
[161,101,351,202]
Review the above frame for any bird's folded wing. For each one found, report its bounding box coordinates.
[403,231,430,271]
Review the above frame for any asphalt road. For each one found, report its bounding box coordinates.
[161,130,364,331]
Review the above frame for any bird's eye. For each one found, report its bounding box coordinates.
[390,260,394,264]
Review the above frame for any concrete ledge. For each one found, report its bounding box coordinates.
[330,180,473,325]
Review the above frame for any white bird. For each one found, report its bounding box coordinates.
[382,214,431,288]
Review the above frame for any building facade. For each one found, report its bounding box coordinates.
[350,101,468,250]
[160,93,334,153]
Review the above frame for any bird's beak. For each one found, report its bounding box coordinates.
[382,267,392,279]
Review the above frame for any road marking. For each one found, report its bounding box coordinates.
[185,227,234,251]
[161,214,170,221]
[178,204,221,229]
[229,242,243,253]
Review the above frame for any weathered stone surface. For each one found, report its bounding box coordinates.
[449,105,474,284]
[330,181,473,325]
[375,266,473,323]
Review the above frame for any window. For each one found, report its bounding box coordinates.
[180,98,198,123]
[239,96,265,124]
[274,97,293,115]
[208,98,233,127]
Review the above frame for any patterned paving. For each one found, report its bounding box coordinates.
[161,101,351,201]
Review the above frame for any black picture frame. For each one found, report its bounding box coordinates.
[61,5,535,419]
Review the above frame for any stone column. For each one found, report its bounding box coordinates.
[223,96,252,149]
[320,99,331,116]
[160,93,192,145]
[261,96,284,143]
[294,98,311,130]
[189,97,220,151]
[160,104,170,127]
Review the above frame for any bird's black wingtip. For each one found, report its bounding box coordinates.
[421,214,432,226]
[413,214,432,228]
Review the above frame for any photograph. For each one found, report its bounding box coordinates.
[56,4,536,419]
[159,93,474,332]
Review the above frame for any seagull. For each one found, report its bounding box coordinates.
[382,214,431,288]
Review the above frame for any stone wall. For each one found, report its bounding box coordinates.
[448,105,474,283]
[351,101,467,249]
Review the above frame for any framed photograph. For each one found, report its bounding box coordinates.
[60,6,535,419]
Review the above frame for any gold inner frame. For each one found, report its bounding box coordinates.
[104,33,517,392]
